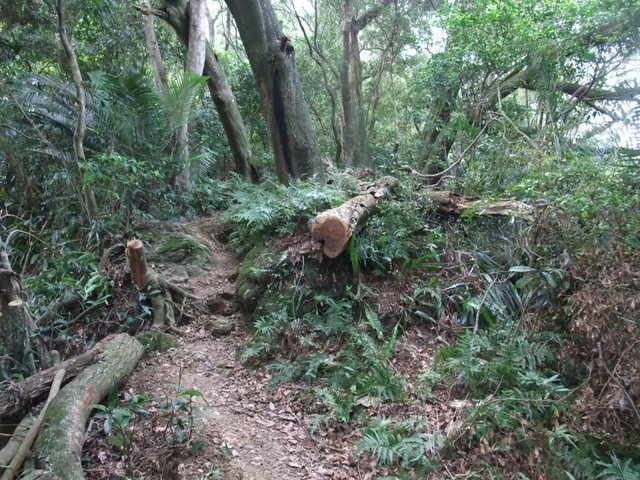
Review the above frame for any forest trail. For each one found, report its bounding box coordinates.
[103,218,358,480]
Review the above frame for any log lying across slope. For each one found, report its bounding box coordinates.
[424,190,534,220]
[309,176,399,258]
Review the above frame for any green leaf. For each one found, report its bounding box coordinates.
[107,434,124,447]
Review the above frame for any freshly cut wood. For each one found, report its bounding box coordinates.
[0,370,65,480]
[127,239,199,329]
[0,336,112,420]
[31,334,144,480]
[425,190,534,220]
[309,176,399,258]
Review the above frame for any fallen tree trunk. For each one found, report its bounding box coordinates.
[0,335,119,420]
[309,176,399,258]
[30,334,144,480]
[1,369,65,480]
[127,239,199,330]
[424,190,534,220]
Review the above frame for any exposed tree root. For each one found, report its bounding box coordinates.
[127,239,200,330]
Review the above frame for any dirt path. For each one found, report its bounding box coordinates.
[118,219,358,480]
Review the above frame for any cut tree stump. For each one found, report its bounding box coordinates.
[127,239,199,329]
[30,334,144,480]
[424,190,534,220]
[309,176,399,258]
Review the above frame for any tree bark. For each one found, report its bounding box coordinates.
[31,334,144,480]
[173,0,207,191]
[341,0,370,167]
[309,176,398,258]
[56,0,99,221]
[155,0,252,181]
[0,237,46,376]
[0,369,65,480]
[140,0,170,102]
[0,415,34,469]
[224,0,320,183]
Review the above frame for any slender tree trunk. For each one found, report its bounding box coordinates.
[156,0,252,181]
[224,0,320,183]
[419,85,457,183]
[204,50,251,180]
[140,0,169,102]
[341,0,369,167]
[56,0,99,221]
[173,0,207,191]
[293,1,343,164]
[224,9,232,51]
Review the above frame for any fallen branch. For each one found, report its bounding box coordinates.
[309,176,399,258]
[424,190,534,220]
[0,369,65,480]
[0,336,114,420]
[31,334,144,479]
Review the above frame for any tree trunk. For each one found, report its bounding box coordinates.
[1,369,65,480]
[341,0,369,167]
[173,0,207,191]
[309,176,398,258]
[418,85,458,183]
[3,148,40,210]
[157,0,252,181]
[204,52,251,181]
[293,2,343,165]
[0,238,46,376]
[224,0,320,183]
[140,0,170,102]
[56,0,99,222]
[0,415,34,469]
[31,334,144,480]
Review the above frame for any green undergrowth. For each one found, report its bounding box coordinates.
[244,288,405,430]
[222,177,348,254]
[227,175,639,478]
